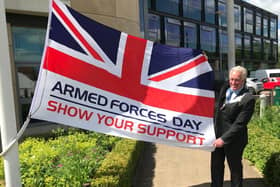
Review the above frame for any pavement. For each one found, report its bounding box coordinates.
[133,143,266,187]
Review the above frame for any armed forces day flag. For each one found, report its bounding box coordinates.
[30,0,216,151]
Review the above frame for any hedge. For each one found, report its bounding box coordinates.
[244,125,280,187]
[91,139,144,187]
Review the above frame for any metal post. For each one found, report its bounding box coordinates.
[0,0,22,186]
[226,0,235,69]
[259,94,267,117]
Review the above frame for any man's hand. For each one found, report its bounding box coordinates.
[213,138,224,148]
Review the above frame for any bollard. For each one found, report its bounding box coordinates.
[260,94,268,117]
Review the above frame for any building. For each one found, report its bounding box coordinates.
[3,0,278,128]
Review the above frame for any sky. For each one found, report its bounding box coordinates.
[244,0,280,41]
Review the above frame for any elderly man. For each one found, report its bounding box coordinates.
[211,66,256,187]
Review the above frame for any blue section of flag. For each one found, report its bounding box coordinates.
[49,13,86,54]
[149,43,202,75]
[179,71,214,90]
[67,6,121,64]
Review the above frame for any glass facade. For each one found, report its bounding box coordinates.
[244,8,253,33]
[183,0,202,21]
[11,26,46,122]
[205,0,215,24]
[156,0,179,15]
[270,18,277,39]
[263,17,268,37]
[244,35,251,59]
[218,0,227,27]
[234,5,241,30]
[235,33,242,59]
[184,22,197,48]
[164,17,181,47]
[255,14,262,36]
[200,26,216,54]
[253,37,261,59]
[264,39,271,60]
[147,14,161,42]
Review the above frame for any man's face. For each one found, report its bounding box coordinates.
[229,70,244,91]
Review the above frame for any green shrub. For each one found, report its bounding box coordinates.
[0,129,120,186]
[91,139,144,187]
[244,124,280,186]
[263,152,280,187]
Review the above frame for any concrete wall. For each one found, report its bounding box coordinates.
[71,0,141,37]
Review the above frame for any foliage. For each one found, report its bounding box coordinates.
[244,105,280,187]
[251,106,280,139]
[91,139,144,187]
[0,129,120,186]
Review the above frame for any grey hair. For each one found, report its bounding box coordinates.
[229,66,247,80]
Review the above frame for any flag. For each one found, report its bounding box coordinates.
[30,0,216,151]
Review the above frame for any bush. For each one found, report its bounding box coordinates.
[91,139,144,187]
[0,129,120,186]
[244,122,280,186]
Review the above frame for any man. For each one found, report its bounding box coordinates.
[211,66,256,187]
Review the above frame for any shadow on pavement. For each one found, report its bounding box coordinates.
[190,178,266,187]
[133,142,156,187]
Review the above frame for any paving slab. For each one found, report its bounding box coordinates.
[134,143,265,187]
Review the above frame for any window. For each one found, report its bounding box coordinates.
[220,30,228,54]
[264,39,271,60]
[272,41,278,61]
[184,22,197,49]
[12,27,46,64]
[234,5,241,30]
[253,37,261,59]
[256,14,261,35]
[12,26,46,122]
[263,17,268,37]
[218,0,227,27]
[205,0,215,24]
[183,0,202,21]
[244,8,253,33]
[200,26,216,55]
[235,33,242,59]
[147,14,161,42]
[156,0,179,16]
[244,35,251,59]
[270,18,277,39]
[164,18,181,47]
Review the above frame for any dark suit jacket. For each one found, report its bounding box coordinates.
[214,83,256,146]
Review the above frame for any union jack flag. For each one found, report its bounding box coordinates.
[38,0,215,118]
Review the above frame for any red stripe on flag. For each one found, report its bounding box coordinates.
[43,47,214,117]
[52,0,104,62]
[149,55,208,81]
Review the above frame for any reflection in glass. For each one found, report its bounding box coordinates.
[220,30,228,54]
[244,35,251,59]
[12,27,46,64]
[272,42,278,61]
[263,18,268,37]
[244,8,253,33]
[235,34,242,59]
[205,0,215,24]
[256,14,261,35]
[156,0,179,15]
[218,1,227,27]
[253,37,261,59]
[147,14,161,42]
[17,66,39,99]
[184,22,196,49]
[200,26,216,54]
[264,40,271,60]
[165,18,181,47]
[183,0,201,21]
[270,18,277,39]
[234,5,241,30]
